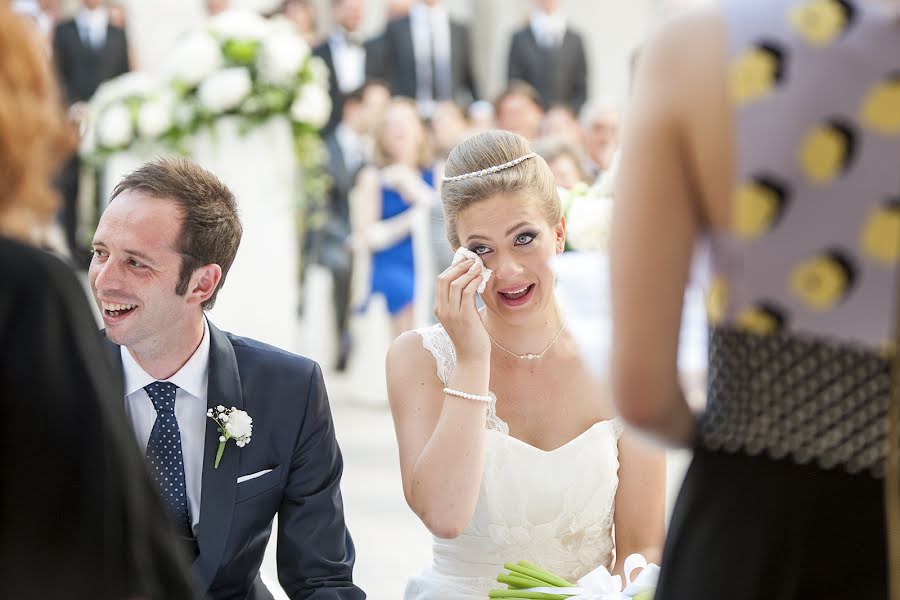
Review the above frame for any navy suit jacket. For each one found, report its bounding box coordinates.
[105,323,364,600]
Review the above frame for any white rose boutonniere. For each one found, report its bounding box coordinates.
[207,405,253,469]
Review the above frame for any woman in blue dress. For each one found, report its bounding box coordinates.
[351,97,437,338]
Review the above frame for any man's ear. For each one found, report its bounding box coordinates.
[187,263,223,306]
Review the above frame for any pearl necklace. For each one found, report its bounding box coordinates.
[486,319,567,360]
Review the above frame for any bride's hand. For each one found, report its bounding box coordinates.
[434,258,490,362]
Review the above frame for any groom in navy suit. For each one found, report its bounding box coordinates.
[88,157,365,600]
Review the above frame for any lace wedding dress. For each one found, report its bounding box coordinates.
[405,324,624,599]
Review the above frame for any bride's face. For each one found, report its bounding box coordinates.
[455,194,565,324]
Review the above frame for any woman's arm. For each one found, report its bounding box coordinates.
[611,430,667,577]
[610,14,705,447]
[350,166,427,252]
[386,259,492,539]
[349,166,414,251]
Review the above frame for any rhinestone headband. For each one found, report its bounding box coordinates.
[442,152,537,182]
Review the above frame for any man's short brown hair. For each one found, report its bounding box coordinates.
[111,157,242,310]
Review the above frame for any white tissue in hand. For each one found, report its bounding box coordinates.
[452,247,493,294]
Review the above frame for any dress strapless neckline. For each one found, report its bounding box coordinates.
[489,419,616,454]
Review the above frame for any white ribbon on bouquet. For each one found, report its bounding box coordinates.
[522,554,660,599]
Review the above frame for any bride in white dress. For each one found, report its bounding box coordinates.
[386,130,666,599]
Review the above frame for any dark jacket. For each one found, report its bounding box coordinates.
[507,25,588,113]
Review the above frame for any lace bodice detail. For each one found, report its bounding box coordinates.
[408,324,624,599]
[416,324,509,434]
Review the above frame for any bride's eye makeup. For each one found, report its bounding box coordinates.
[514,231,538,246]
[470,244,491,255]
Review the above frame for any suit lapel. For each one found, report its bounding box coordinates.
[193,321,242,591]
[102,335,124,383]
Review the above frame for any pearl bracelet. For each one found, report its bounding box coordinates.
[443,387,492,403]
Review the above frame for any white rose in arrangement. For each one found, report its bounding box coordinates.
[137,92,175,138]
[563,183,615,253]
[258,32,309,86]
[92,72,157,107]
[224,410,253,439]
[207,9,268,41]
[307,56,330,88]
[96,103,134,149]
[171,31,223,86]
[198,67,253,114]
[267,14,299,36]
[173,100,197,129]
[291,83,332,128]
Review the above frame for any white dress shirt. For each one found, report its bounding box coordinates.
[530,10,566,48]
[122,318,210,532]
[328,28,366,94]
[410,2,452,117]
[76,7,108,49]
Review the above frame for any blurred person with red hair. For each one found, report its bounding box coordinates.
[0,7,198,599]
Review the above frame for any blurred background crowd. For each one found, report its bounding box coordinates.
[12,0,705,379]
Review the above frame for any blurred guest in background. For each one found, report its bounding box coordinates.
[494,81,544,141]
[361,78,391,127]
[580,98,619,182]
[428,100,470,283]
[52,0,130,264]
[539,103,581,144]
[369,0,478,118]
[314,0,370,136]
[351,98,437,338]
[311,86,372,371]
[534,136,588,191]
[205,0,230,16]
[278,0,319,46]
[467,99,495,133]
[430,100,470,160]
[365,0,414,78]
[507,0,588,114]
[0,7,197,598]
[108,0,126,27]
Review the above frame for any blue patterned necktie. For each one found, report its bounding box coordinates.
[145,381,193,537]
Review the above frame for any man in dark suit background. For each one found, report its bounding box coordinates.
[52,0,130,263]
[507,0,587,114]
[306,86,373,371]
[89,157,365,600]
[367,0,478,118]
[313,0,370,136]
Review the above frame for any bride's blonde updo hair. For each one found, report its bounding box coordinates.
[441,130,561,248]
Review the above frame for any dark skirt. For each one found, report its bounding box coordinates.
[656,447,887,599]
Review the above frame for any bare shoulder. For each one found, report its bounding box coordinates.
[354,165,380,192]
[386,329,442,395]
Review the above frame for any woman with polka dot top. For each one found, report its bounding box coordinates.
[612,0,900,597]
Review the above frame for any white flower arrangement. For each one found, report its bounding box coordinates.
[207,405,253,469]
[81,9,331,191]
[561,156,620,253]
